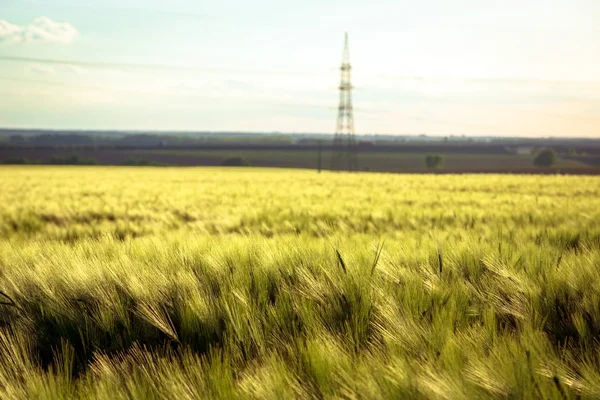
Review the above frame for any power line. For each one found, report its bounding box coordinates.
[0,56,328,77]
[508,107,600,123]
[5,55,597,87]
[1,75,596,122]
[3,57,598,125]
[375,73,600,87]
[2,74,596,137]
[0,75,224,99]
[0,75,343,111]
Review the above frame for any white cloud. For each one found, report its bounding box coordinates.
[24,64,88,76]
[26,64,56,75]
[0,16,79,44]
[0,20,21,41]
[66,64,87,75]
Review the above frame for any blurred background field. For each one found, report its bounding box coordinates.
[2,166,599,241]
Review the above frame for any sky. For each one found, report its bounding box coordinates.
[0,0,599,137]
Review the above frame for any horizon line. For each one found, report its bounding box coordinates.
[0,127,598,141]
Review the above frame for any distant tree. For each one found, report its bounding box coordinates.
[121,158,167,166]
[221,157,251,167]
[3,157,30,164]
[8,135,26,145]
[424,154,444,169]
[49,155,98,165]
[533,148,557,167]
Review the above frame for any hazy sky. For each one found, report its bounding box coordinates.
[1,0,599,136]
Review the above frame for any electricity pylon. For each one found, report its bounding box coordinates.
[331,32,358,172]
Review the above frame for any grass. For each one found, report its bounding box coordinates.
[1,166,600,398]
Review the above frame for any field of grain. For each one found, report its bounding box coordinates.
[1,166,600,399]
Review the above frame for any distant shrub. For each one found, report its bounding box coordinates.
[424,154,444,169]
[8,135,26,145]
[3,157,31,165]
[533,148,557,167]
[121,158,168,166]
[221,157,251,167]
[50,155,99,165]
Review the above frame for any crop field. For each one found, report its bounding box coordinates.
[1,166,600,399]
[2,148,597,173]
[130,149,589,171]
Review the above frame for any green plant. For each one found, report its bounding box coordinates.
[533,148,557,167]
[3,157,31,165]
[49,155,99,165]
[121,158,168,166]
[221,156,251,167]
[424,154,444,169]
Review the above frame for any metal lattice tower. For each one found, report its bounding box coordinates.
[331,32,358,171]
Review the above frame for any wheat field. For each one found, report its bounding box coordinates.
[1,166,600,399]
